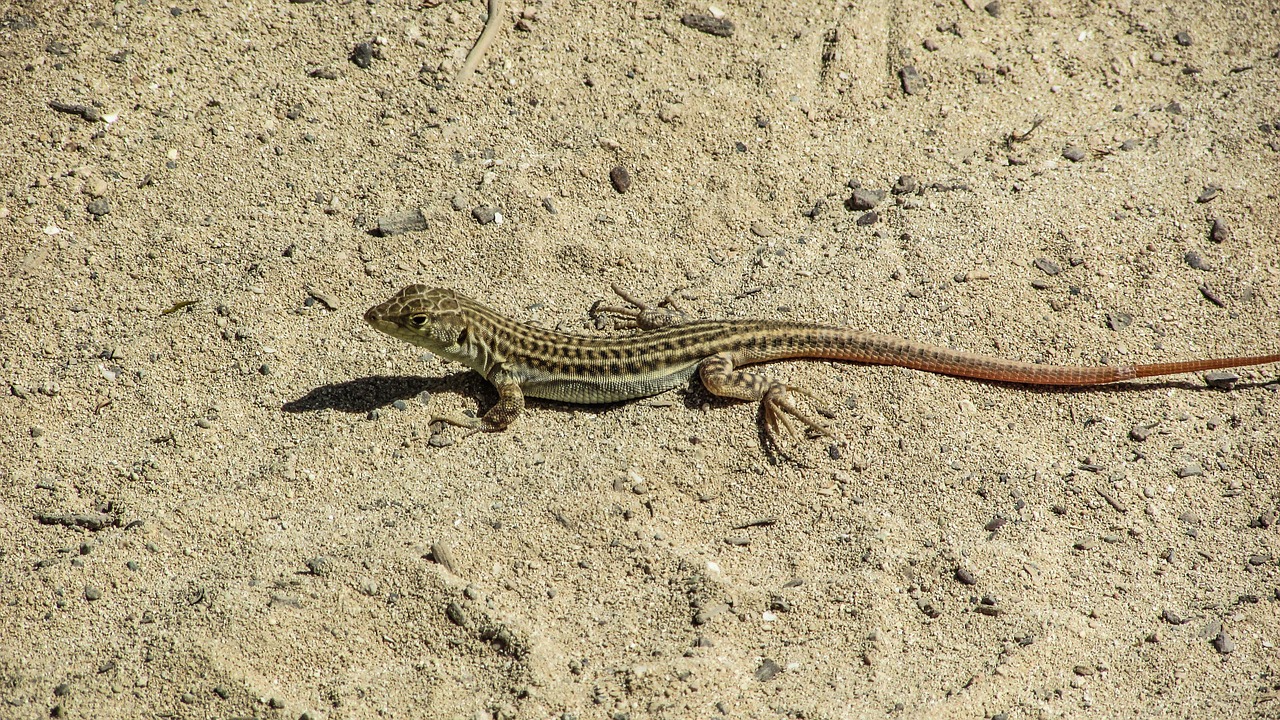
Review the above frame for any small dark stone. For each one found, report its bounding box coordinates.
[1033,257,1061,276]
[1248,553,1273,566]
[756,116,770,128]
[87,198,111,216]
[1254,509,1276,528]
[54,683,70,697]
[1174,31,1193,47]
[1209,217,1230,244]
[899,65,924,95]
[1205,371,1239,389]
[754,658,781,682]
[1183,250,1210,271]
[891,175,918,194]
[350,41,375,69]
[954,567,977,585]
[1212,631,1235,654]
[1129,425,1150,442]
[1073,665,1095,676]
[855,211,879,226]
[541,197,557,214]
[1198,284,1227,307]
[1177,464,1203,478]
[984,516,1008,532]
[269,697,285,709]
[1106,311,1133,331]
[1162,609,1186,625]
[214,686,231,700]
[609,165,632,193]
[1063,145,1086,162]
[1197,185,1221,203]
[680,14,734,37]
[846,187,885,210]
[983,0,1001,17]
[84,585,102,601]
[1166,101,1182,115]
[472,206,498,225]
[445,601,469,627]
[1120,138,1139,151]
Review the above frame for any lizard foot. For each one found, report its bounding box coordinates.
[591,284,690,330]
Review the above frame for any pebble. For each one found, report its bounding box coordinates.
[1072,665,1095,676]
[984,516,1007,532]
[376,209,429,236]
[430,541,460,574]
[899,65,924,95]
[1209,217,1231,244]
[609,165,632,193]
[1120,138,1139,151]
[891,175,918,194]
[84,585,102,601]
[1248,554,1272,566]
[984,0,1001,17]
[1062,145,1086,162]
[1033,257,1061,276]
[754,659,781,682]
[954,567,977,585]
[541,197,557,214]
[1162,609,1186,625]
[1178,511,1201,525]
[84,176,108,197]
[1174,31,1193,47]
[195,418,213,429]
[350,41,375,68]
[846,188,885,211]
[181,693,195,704]
[680,14,734,37]
[1106,312,1133,331]
[1196,185,1221,203]
[1183,250,1210,271]
[472,206,498,224]
[305,556,332,576]
[1177,464,1203,478]
[48,100,102,122]
[749,220,775,237]
[87,198,111,216]
[1212,630,1235,654]
[1198,284,1227,308]
[451,194,467,211]
[855,211,879,226]
[1204,371,1239,389]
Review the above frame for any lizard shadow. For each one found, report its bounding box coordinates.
[283,374,465,415]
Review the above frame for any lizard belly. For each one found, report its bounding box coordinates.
[517,362,701,404]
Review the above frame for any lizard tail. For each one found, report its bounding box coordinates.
[1134,353,1280,379]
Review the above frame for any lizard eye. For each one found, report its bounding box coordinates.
[408,314,428,327]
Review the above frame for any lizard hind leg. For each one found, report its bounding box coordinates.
[698,353,835,445]
[591,284,691,330]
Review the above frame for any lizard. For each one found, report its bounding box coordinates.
[363,284,1280,443]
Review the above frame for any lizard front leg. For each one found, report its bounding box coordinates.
[432,370,525,432]
[698,352,834,444]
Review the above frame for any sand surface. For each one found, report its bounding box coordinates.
[3,0,1280,717]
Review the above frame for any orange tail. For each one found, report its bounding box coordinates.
[1134,354,1280,379]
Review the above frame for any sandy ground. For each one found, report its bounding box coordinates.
[3,0,1280,717]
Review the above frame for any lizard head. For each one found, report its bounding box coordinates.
[364,285,472,354]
